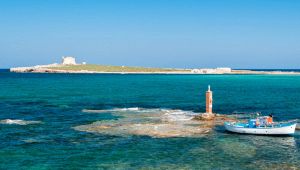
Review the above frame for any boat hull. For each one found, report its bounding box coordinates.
[224,122,296,135]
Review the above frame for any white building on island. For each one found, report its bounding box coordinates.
[62,56,76,65]
[191,67,232,74]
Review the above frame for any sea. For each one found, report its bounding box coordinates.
[0,69,299,169]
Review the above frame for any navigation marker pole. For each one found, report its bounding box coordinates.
[206,85,213,114]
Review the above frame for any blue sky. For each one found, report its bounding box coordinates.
[0,0,299,68]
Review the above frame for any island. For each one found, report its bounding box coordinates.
[10,56,300,74]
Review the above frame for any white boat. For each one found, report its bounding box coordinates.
[224,118,297,135]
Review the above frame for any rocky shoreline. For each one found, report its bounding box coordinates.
[10,64,192,74]
[10,65,300,75]
[10,68,193,74]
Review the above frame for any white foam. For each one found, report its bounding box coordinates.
[115,107,140,111]
[82,107,141,113]
[0,119,41,125]
[82,109,108,113]
[82,107,198,122]
[162,110,196,122]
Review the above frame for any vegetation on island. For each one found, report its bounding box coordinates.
[47,64,190,73]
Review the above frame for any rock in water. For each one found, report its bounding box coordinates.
[193,113,215,121]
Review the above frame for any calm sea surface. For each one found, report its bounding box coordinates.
[0,70,299,169]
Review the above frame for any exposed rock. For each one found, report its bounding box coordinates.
[75,122,211,138]
[193,113,235,121]
[193,113,215,121]
[74,108,237,138]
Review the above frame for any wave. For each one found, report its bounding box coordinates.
[0,119,42,125]
[82,107,198,122]
[82,107,141,113]
[117,107,140,111]
[161,110,198,122]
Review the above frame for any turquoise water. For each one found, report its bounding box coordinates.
[0,71,300,169]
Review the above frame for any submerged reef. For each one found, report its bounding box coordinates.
[74,108,236,138]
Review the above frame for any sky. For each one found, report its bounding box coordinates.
[0,0,299,69]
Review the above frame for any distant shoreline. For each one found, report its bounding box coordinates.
[8,65,300,75]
